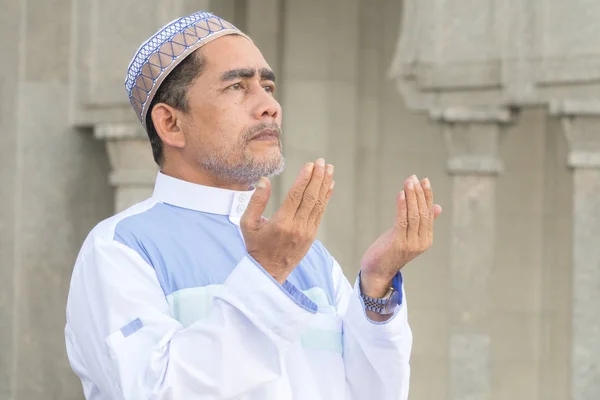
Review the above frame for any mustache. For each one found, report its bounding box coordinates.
[243,122,282,140]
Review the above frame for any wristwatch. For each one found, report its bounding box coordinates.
[360,287,400,315]
[358,272,400,315]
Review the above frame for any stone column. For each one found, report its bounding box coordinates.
[0,0,114,398]
[432,107,510,400]
[550,101,600,400]
[95,123,158,212]
[279,0,360,271]
[0,1,21,396]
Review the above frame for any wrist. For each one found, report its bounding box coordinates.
[358,271,398,322]
[359,270,395,298]
[247,253,290,285]
[262,265,289,285]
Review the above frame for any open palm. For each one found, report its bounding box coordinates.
[360,176,442,292]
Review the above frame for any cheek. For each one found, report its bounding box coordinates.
[215,108,248,134]
[192,98,249,144]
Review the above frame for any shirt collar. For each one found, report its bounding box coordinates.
[152,172,255,217]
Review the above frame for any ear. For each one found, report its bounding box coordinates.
[151,103,186,149]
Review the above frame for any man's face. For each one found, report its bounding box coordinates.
[180,35,284,186]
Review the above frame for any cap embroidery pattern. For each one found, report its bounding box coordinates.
[124,11,245,127]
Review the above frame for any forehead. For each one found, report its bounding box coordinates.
[201,35,270,73]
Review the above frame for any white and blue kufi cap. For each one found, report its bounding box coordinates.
[125,11,250,128]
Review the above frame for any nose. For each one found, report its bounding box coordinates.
[252,88,280,121]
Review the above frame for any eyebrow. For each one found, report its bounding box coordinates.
[220,68,276,83]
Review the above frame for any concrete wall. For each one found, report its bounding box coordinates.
[0,0,114,398]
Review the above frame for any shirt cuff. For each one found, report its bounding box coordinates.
[356,271,404,326]
[247,254,318,313]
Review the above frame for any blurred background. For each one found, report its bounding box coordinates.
[1,0,600,399]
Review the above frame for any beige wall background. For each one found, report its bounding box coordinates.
[1,0,595,399]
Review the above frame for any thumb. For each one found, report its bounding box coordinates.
[241,177,271,230]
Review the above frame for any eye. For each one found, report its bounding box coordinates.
[263,84,275,93]
[229,82,243,90]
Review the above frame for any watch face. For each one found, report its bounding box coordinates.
[380,289,401,314]
[390,290,400,306]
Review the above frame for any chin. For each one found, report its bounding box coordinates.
[267,160,285,178]
[261,153,286,178]
[240,142,285,177]
[255,144,283,162]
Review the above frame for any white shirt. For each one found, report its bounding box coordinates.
[65,172,412,399]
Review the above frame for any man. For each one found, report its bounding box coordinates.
[65,11,441,400]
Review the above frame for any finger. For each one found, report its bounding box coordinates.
[405,175,420,240]
[324,181,335,204]
[241,177,271,231]
[394,190,408,239]
[422,178,434,216]
[295,158,326,221]
[314,181,335,226]
[279,162,315,217]
[323,179,335,209]
[327,181,335,201]
[309,164,334,225]
[422,178,434,240]
[414,177,429,239]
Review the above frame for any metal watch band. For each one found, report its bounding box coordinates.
[360,293,386,313]
[357,272,398,315]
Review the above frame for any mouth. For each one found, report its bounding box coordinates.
[250,128,280,141]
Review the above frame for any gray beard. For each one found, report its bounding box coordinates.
[199,140,285,187]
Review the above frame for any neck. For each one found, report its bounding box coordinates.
[160,160,252,191]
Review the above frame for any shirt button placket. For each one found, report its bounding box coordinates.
[236,203,246,214]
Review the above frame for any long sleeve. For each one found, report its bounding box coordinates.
[333,259,412,400]
[65,237,316,399]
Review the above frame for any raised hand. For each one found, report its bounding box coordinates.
[360,175,442,298]
[240,159,335,284]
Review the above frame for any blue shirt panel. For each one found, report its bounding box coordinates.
[113,203,336,306]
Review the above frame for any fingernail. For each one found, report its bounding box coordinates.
[316,158,325,167]
[258,177,268,188]
[407,179,414,189]
[326,164,334,175]
[306,162,315,172]
[330,181,336,190]
[412,175,419,185]
[424,178,431,188]
[400,191,405,200]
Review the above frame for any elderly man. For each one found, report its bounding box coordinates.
[65,11,441,400]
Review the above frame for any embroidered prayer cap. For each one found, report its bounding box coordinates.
[125,11,251,129]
